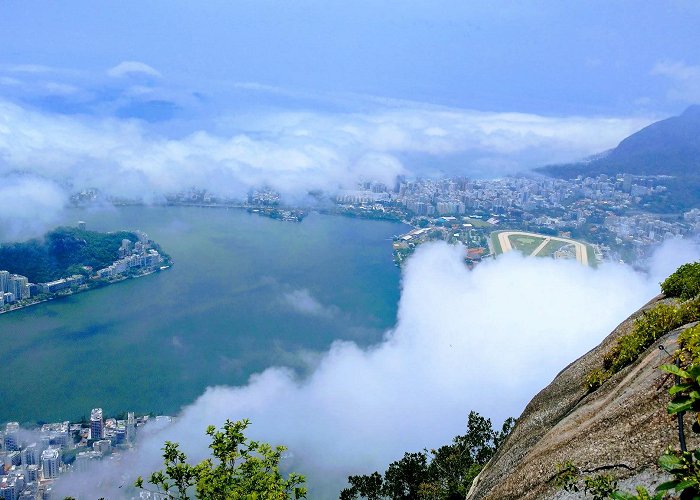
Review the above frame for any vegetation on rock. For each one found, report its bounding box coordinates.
[555,462,621,500]
[587,296,700,390]
[661,262,700,301]
[555,459,663,500]
[559,261,700,499]
[677,323,700,366]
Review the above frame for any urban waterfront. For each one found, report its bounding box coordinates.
[0,207,408,424]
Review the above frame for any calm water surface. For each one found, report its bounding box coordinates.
[0,207,407,423]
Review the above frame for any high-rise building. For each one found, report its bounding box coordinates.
[25,464,39,482]
[4,422,19,451]
[8,276,29,301]
[92,440,111,455]
[42,422,71,450]
[41,449,60,479]
[622,173,633,193]
[21,443,39,466]
[115,426,126,445]
[0,475,23,500]
[4,451,21,467]
[0,271,9,293]
[126,412,136,444]
[90,408,104,440]
[75,451,101,473]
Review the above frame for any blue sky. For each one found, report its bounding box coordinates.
[1,1,698,116]
[0,1,699,236]
[0,0,700,115]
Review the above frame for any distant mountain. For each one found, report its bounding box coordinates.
[539,105,700,212]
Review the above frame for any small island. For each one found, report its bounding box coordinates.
[0,223,172,314]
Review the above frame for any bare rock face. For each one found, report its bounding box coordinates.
[466,296,699,499]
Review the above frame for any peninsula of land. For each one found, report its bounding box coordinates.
[0,224,171,315]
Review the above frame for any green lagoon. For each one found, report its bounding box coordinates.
[0,207,407,423]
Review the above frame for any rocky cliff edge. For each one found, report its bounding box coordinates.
[466,295,699,499]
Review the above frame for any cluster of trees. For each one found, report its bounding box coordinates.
[63,411,512,499]
[0,227,137,282]
[339,412,514,500]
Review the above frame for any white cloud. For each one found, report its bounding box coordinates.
[0,95,655,240]
[0,76,21,86]
[0,99,651,208]
[245,107,650,160]
[653,60,700,83]
[0,176,67,242]
[55,239,700,499]
[282,289,338,318]
[107,61,162,79]
[652,60,700,102]
[5,64,55,74]
[44,82,81,95]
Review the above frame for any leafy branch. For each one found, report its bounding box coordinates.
[135,419,306,499]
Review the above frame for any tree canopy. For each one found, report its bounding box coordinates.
[339,411,514,500]
[135,419,307,499]
[661,262,700,301]
[0,227,138,282]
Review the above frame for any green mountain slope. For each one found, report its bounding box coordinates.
[0,227,138,283]
[539,105,700,212]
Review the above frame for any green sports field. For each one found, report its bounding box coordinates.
[491,230,597,266]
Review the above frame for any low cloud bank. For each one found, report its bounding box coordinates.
[0,96,651,239]
[55,239,699,498]
[0,176,66,241]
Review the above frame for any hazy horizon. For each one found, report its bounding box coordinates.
[2,2,700,240]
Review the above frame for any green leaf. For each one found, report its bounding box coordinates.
[673,479,698,491]
[661,364,690,378]
[668,396,695,414]
[670,383,694,395]
[655,479,680,491]
[658,453,682,471]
